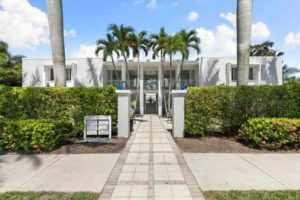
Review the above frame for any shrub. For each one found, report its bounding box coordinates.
[185,84,300,136]
[239,118,300,150]
[0,86,117,136]
[0,119,73,153]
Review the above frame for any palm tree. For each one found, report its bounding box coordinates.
[250,41,284,57]
[176,29,201,83]
[163,35,184,112]
[46,0,66,87]
[150,28,168,115]
[108,24,134,88]
[282,64,300,80]
[237,0,253,86]
[95,33,121,81]
[129,31,149,112]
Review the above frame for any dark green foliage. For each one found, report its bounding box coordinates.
[185,84,300,136]
[239,118,300,150]
[0,86,117,136]
[0,119,73,153]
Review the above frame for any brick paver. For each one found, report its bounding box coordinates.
[100,115,205,200]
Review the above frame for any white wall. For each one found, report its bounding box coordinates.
[199,57,283,86]
[22,58,104,87]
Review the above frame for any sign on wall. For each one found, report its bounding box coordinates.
[84,116,112,139]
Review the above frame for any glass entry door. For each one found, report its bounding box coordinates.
[145,93,158,114]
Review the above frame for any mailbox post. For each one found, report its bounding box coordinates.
[116,90,132,138]
[84,116,112,139]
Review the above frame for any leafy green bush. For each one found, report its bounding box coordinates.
[239,118,300,150]
[0,119,73,153]
[185,84,300,136]
[0,86,117,136]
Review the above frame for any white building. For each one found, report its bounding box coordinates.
[22,56,283,116]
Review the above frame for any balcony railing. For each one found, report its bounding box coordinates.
[105,79,196,90]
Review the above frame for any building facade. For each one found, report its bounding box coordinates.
[22,56,283,116]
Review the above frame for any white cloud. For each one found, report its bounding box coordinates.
[220,12,236,26]
[284,31,300,48]
[196,24,236,57]
[220,12,270,41]
[64,29,77,38]
[195,12,271,57]
[252,22,271,40]
[0,0,49,49]
[147,0,158,9]
[72,44,97,58]
[186,11,199,22]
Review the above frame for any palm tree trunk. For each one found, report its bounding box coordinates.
[237,0,253,86]
[111,56,120,81]
[168,55,173,113]
[46,0,66,87]
[122,53,131,89]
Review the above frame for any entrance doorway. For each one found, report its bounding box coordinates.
[145,93,158,114]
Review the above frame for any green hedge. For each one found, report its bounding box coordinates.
[0,119,73,153]
[239,118,300,150]
[185,84,300,136]
[0,86,117,135]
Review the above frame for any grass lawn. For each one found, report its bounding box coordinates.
[0,192,99,200]
[204,191,300,200]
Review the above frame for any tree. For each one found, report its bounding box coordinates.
[0,41,10,66]
[108,24,135,88]
[129,31,149,112]
[46,0,66,87]
[176,29,201,82]
[95,33,121,81]
[250,41,284,57]
[150,27,169,115]
[163,35,184,112]
[282,64,300,80]
[0,41,23,86]
[237,0,253,86]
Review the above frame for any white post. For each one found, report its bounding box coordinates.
[176,64,181,89]
[117,90,132,138]
[121,64,126,88]
[172,90,187,138]
[140,65,144,115]
[158,65,163,116]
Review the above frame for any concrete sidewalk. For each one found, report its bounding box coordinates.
[0,154,119,192]
[184,153,300,191]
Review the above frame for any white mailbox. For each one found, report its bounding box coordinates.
[84,116,112,139]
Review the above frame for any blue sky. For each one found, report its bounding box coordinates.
[1,0,300,69]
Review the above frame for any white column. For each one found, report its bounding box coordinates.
[158,65,163,116]
[257,64,262,85]
[140,65,144,115]
[175,64,181,89]
[121,64,126,88]
[172,90,187,138]
[117,90,132,138]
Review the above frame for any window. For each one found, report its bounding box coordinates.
[231,67,238,81]
[231,67,254,81]
[50,68,54,81]
[66,68,72,81]
[49,68,72,81]
[249,67,254,81]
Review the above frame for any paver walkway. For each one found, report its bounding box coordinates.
[100,115,205,200]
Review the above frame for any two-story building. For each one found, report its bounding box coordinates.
[22,56,283,116]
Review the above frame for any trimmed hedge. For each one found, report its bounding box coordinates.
[0,119,73,153]
[0,86,117,135]
[185,84,300,136]
[239,118,300,150]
